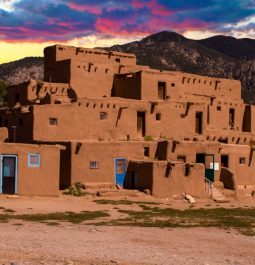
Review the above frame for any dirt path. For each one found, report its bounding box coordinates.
[0,194,254,265]
[0,223,254,265]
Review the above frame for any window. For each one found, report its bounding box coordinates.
[28,154,40,167]
[49,118,58,125]
[217,106,221,111]
[239,157,246,164]
[144,147,150,157]
[100,112,108,120]
[229,108,235,128]
[156,113,161,121]
[171,82,175,87]
[90,161,99,169]
[177,155,186,163]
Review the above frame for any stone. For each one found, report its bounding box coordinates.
[185,194,196,204]
[143,189,151,195]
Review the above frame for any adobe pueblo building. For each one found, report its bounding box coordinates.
[1,44,255,199]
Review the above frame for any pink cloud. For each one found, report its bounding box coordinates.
[131,0,173,16]
[68,2,102,15]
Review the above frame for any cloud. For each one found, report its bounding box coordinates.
[0,0,254,43]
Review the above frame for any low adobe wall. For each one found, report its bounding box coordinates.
[127,160,208,198]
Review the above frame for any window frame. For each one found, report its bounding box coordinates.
[28,153,41,168]
[90,161,99,169]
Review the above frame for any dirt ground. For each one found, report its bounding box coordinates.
[0,193,254,265]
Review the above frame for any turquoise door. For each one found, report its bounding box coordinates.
[114,158,127,186]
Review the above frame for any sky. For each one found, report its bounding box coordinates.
[0,0,255,63]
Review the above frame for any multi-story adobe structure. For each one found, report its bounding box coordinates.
[0,44,255,198]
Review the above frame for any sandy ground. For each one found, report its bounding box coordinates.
[0,194,254,265]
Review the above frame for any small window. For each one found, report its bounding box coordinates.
[177,155,186,163]
[144,147,150,157]
[171,82,175,87]
[28,154,40,167]
[239,157,246,164]
[100,112,108,120]
[49,118,58,125]
[217,106,221,111]
[115,58,120,63]
[90,161,99,169]
[156,113,161,121]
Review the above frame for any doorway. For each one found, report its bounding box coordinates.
[0,155,18,194]
[221,155,229,168]
[195,112,203,134]
[114,158,127,186]
[137,112,146,137]
[158,82,166,100]
[229,108,235,128]
[196,153,214,182]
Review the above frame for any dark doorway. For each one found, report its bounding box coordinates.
[195,112,203,134]
[242,105,251,132]
[158,82,166,100]
[196,153,215,182]
[1,156,17,194]
[229,108,235,128]
[221,155,229,168]
[137,112,146,137]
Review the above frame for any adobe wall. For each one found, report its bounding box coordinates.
[7,79,71,107]
[0,143,61,196]
[220,144,255,187]
[1,108,34,143]
[167,141,221,182]
[179,73,241,100]
[44,45,136,81]
[127,160,207,198]
[113,70,242,103]
[29,98,209,142]
[70,141,158,184]
[112,72,141,99]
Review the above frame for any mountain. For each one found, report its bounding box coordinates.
[198,35,255,60]
[0,31,254,101]
[0,57,43,85]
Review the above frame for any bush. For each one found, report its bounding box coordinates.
[144,135,153,141]
[63,183,87,197]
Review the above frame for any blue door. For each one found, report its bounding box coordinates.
[0,155,18,194]
[114,158,127,186]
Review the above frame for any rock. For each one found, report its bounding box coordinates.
[185,194,196,204]
[143,189,151,195]
[96,191,102,196]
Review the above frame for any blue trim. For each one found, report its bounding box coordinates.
[28,153,40,168]
[0,155,18,194]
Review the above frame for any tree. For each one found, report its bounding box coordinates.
[0,80,7,106]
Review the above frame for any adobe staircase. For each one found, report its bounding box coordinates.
[205,178,230,203]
